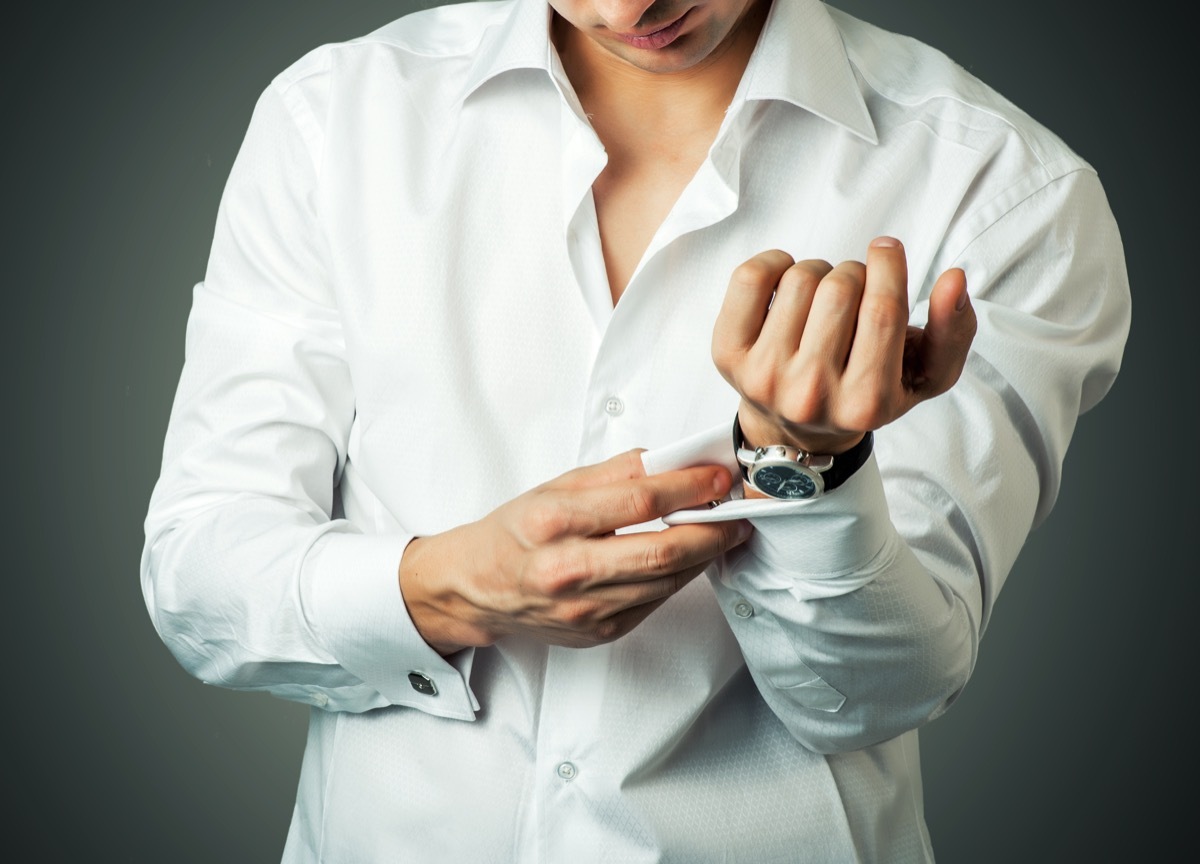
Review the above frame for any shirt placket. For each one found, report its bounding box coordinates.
[527,90,753,863]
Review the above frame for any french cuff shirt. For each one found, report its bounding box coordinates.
[140,1,1130,861]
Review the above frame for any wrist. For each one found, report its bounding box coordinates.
[733,410,874,501]
[399,532,492,656]
[736,404,864,455]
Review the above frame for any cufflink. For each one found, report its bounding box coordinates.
[407,672,437,695]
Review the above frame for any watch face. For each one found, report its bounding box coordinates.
[752,464,820,499]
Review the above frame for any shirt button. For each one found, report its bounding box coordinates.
[733,599,754,619]
[604,397,624,417]
[556,761,578,781]
[407,672,437,696]
[311,692,330,708]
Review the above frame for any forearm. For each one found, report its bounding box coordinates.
[713,510,976,753]
[706,439,981,753]
[696,166,1128,752]
[143,477,478,717]
[145,501,394,710]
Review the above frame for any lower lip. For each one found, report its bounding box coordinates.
[615,9,692,50]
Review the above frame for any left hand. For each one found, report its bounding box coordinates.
[711,236,977,456]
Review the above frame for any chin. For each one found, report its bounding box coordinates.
[606,35,717,74]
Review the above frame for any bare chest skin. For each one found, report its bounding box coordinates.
[592,127,718,306]
[550,1,769,307]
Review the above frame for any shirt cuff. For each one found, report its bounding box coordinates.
[302,528,479,720]
[642,422,895,600]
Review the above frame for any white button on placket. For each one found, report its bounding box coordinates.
[556,761,578,781]
[604,397,624,417]
[733,599,754,619]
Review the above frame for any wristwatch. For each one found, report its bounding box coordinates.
[733,414,874,500]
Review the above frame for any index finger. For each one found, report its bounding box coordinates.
[547,448,647,492]
[712,249,797,358]
[552,464,736,536]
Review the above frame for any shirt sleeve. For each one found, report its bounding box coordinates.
[139,77,478,719]
[645,167,1130,754]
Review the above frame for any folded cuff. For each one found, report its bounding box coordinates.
[303,528,479,720]
[642,422,895,600]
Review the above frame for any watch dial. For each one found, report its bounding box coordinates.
[754,466,817,499]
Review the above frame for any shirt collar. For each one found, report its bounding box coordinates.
[459,0,876,145]
[739,0,877,144]
[458,0,552,104]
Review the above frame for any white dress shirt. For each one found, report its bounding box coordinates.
[140,1,1130,861]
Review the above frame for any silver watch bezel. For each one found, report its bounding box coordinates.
[737,445,834,500]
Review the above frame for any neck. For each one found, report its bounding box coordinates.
[553,2,769,142]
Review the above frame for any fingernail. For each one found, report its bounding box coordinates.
[955,287,969,311]
[871,236,901,248]
[713,472,731,496]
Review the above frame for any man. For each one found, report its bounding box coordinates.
[141,1,1130,861]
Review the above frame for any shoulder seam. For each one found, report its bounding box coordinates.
[950,166,1098,265]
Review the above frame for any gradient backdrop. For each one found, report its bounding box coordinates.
[4,1,1191,861]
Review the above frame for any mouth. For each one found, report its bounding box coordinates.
[612,8,693,50]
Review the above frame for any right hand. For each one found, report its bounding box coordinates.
[399,449,753,653]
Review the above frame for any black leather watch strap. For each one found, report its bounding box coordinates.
[732,413,874,494]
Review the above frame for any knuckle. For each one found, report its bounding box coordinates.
[560,598,600,627]
[859,294,908,331]
[819,268,865,298]
[643,540,681,576]
[833,259,868,280]
[532,549,586,598]
[777,264,819,294]
[626,483,661,523]
[730,258,776,290]
[524,497,572,541]
[793,258,834,280]
[590,617,624,644]
[716,523,745,556]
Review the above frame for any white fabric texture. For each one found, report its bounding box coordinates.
[140,1,1130,861]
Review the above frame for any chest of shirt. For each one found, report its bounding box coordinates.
[312,75,983,534]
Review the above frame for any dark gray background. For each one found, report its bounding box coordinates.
[3,2,1191,861]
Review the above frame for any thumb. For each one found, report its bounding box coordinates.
[915,267,976,398]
